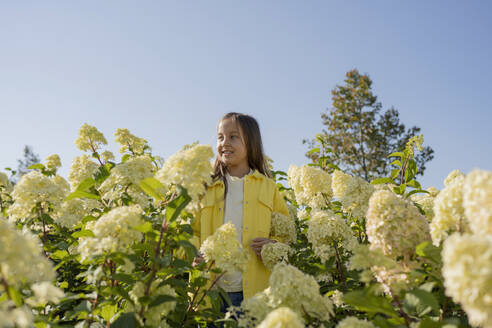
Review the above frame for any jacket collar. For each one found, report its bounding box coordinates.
[211,169,265,187]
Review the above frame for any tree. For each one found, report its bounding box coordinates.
[304,69,434,181]
[11,145,41,183]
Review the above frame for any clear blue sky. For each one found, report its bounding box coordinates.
[1,1,491,189]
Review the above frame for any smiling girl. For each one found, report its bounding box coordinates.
[192,112,290,309]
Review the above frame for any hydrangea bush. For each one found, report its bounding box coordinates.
[1,126,490,328]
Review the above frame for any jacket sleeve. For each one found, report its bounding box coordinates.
[190,203,202,251]
[272,182,290,217]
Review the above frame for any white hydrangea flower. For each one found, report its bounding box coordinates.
[101,150,115,162]
[155,144,213,203]
[68,155,99,189]
[257,307,304,328]
[261,242,292,270]
[330,290,344,308]
[114,128,149,154]
[444,169,465,187]
[349,244,411,295]
[366,190,430,260]
[27,281,65,306]
[7,171,66,223]
[268,263,333,322]
[75,123,108,152]
[411,187,439,222]
[431,170,468,245]
[45,154,61,171]
[200,221,249,273]
[238,288,274,327]
[270,212,297,244]
[307,209,358,262]
[54,199,88,229]
[0,172,13,192]
[463,169,492,237]
[332,170,375,219]
[129,279,176,327]
[296,208,309,220]
[78,205,144,260]
[442,233,492,327]
[0,302,34,328]
[0,220,56,285]
[287,165,332,208]
[98,155,154,208]
[336,317,376,328]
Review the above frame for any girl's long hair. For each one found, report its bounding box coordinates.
[212,112,271,196]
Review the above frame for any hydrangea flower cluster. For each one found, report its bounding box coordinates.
[442,233,492,328]
[430,170,468,245]
[307,209,357,262]
[261,242,292,270]
[463,169,492,237]
[75,123,108,152]
[287,165,332,208]
[411,186,439,222]
[78,205,144,260]
[267,263,333,322]
[366,190,430,260]
[44,154,62,171]
[0,219,57,285]
[99,155,154,208]
[155,144,213,202]
[257,307,304,328]
[114,128,149,155]
[54,199,88,229]
[349,244,411,295]
[200,221,249,273]
[0,301,34,328]
[68,155,99,189]
[336,317,376,328]
[238,263,333,326]
[129,279,176,327]
[7,171,66,223]
[269,211,297,244]
[332,170,375,219]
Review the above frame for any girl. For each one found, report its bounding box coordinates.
[192,112,290,309]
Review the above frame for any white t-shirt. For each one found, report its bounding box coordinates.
[216,169,252,292]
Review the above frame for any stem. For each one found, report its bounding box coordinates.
[89,142,104,166]
[400,156,410,186]
[390,290,411,328]
[1,275,12,300]
[38,206,47,246]
[334,244,348,292]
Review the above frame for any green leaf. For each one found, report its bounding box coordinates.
[391,168,400,180]
[51,250,69,260]
[66,190,100,201]
[76,178,96,192]
[390,159,402,167]
[388,152,403,158]
[110,273,135,285]
[405,160,417,182]
[405,289,439,316]
[150,294,176,307]
[72,230,95,238]
[406,180,421,189]
[177,239,197,260]
[307,147,320,155]
[133,221,154,233]
[343,290,399,318]
[121,154,131,163]
[406,189,429,198]
[415,242,442,264]
[370,177,395,185]
[8,286,23,307]
[111,312,137,328]
[165,188,191,223]
[28,163,45,170]
[139,177,166,200]
[100,303,118,322]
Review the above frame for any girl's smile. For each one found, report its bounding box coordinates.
[217,117,249,177]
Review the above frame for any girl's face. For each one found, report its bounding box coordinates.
[217,118,248,169]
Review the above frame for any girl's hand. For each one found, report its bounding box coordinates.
[192,252,205,267]
[250,237,276,259]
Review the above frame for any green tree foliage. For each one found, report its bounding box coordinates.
[8,145,41,184]
[304,69,434,181]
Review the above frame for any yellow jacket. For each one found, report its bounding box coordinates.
[192,170,289,299]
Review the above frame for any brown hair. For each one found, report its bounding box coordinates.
[212,112,271,195]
